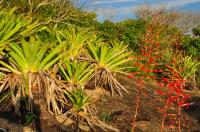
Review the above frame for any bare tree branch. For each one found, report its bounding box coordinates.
[34,0,53,12]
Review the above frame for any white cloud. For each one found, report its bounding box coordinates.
[95,6,135,21]
[91,0,200,7]
[147,0,200,9]
[166,0,200,7]
[83,0,200,21]
[96,6,133,16]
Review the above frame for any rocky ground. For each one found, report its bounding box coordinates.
[0,76,200,132]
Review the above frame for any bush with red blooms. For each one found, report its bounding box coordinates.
[129,18,191,132]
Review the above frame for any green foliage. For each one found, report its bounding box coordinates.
[0,7,45,50]
[0,2,132,131]
[0,36,66,115]
[1,0,200,131]
[57,27,90,60]
[0,36,64,74]
[24,112,37,126]
[196,67,200,87]
[182,36,200,58]
[95,19,146,51]
[118,19,146,50]
[59,60,95,88]
[87,39,130,95]
[0,91,10,103]
[87,39,130,74]
[100,110,113,123]
[2,0,97,28]
[65,89,90,112]
[192,25,200,36]
[176,56,200,79]
[2,0,29,13]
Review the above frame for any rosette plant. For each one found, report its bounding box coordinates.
[0,36,66,115]
[56,27,89,61]
[56,32,121,131]
[58,60,95,89]
[59,88,119,132]
[86,38,130,96]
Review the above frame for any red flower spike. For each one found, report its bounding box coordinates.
[158,108,165,112]
[175,89,181,94]
[168,99,173,103]
[149,57,154,63]
[154,63,159,66]
[183,94,190,100]
[137,57,143,60]
[153,69,158,73]
[140,66,146,71]
[177,82,181,87]
[162,77,168,82]
[178,101,183,106]
[146,69,151,73]
[171,96,178,101]
[167,83,174,89]
[168,125,175,129]
[131,72,140,75]
[157,82,165,87]
[155,90,165,95]
[148,76,156,79]
[133,62,140,66]
[156,42,160,46]
[169,96,178,102]
[127,75,135,79]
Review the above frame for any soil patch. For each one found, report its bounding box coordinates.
[0,76,200,132]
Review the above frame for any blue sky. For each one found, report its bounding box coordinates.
[75,0,200,22]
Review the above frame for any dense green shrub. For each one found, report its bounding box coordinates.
[95,19,146,51]
[192,25,200,36]
[182,36,200,58]
[2,0,97,28]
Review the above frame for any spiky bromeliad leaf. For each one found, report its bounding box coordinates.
[0,36,66,115]
[65,89,90,112]
[59,60,95,89]
[57,27,89,61]
[0,7,46,50]
[87,40,130,96]
[61,87,120,132]
[3,37,65,73]
[58,60,120,131]
[177,56,200,79]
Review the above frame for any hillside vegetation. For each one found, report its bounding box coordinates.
[0,0,200,132]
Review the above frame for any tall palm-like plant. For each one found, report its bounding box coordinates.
[86,39,130,96]
[0,36,66,115]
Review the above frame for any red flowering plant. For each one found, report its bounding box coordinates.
[130,15,195,132]
[130,19,164,131]
[156,63,192,131]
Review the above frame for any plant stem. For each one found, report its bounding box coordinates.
[132,90,141,132]
[161,98,169,132]
[178,98,181,132]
